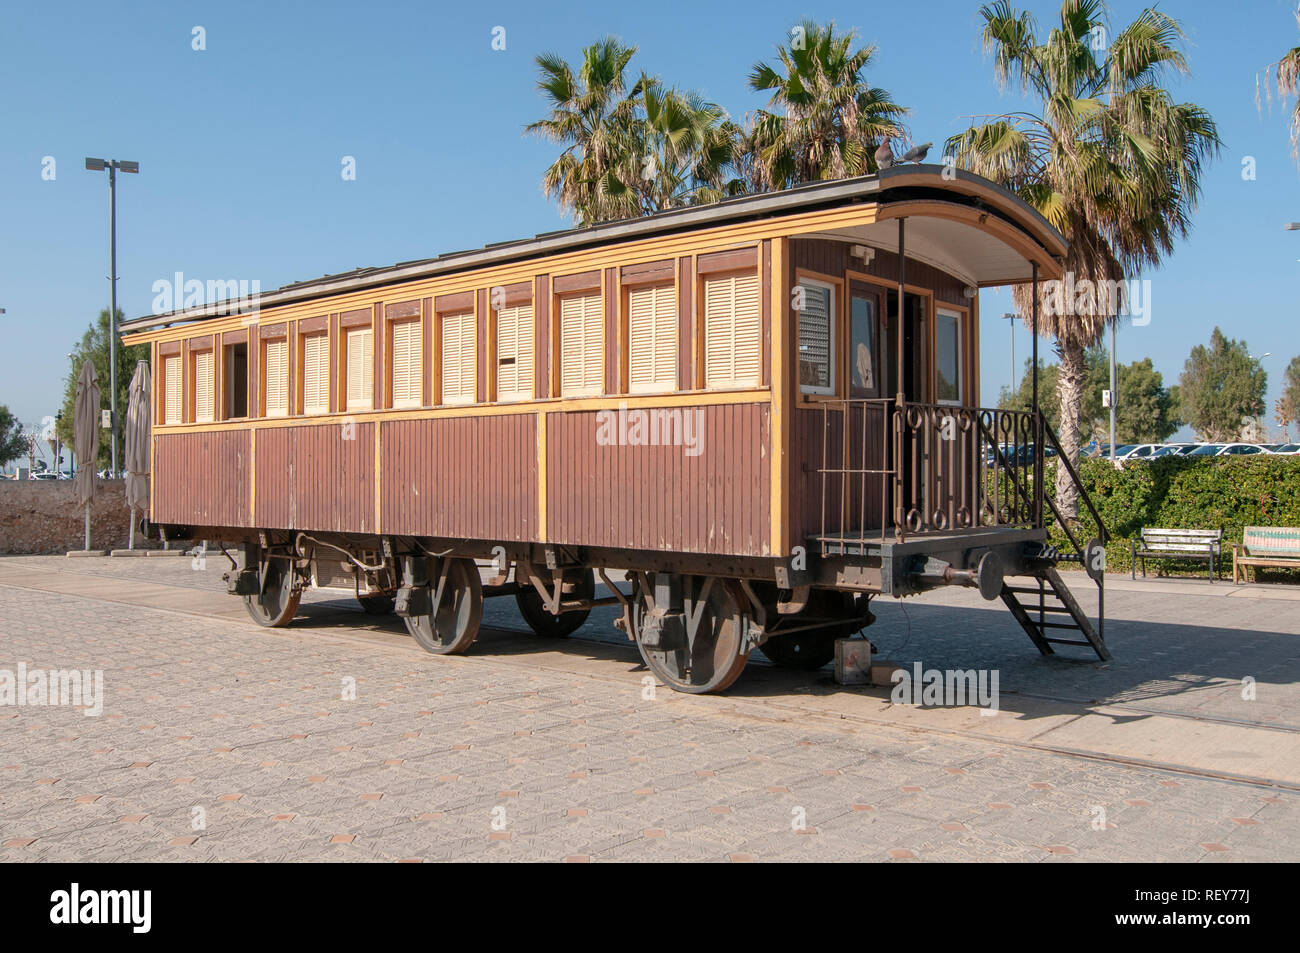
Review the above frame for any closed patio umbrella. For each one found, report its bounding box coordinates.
[124,360,151,549]
[73,359,100,550]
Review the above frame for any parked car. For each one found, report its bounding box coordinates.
[29,471,58,480]
[1150,443,1198,458]
[1219,443,1267,456]
[1115,444,1163,461]
[1271,443,1300,455]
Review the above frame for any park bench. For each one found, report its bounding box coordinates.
[1131,527,1223,582]
[1232,526,1300,585]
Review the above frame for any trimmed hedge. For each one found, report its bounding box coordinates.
[1041,456,1300,578]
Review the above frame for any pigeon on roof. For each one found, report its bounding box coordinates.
[874,140,894,170]
[900,141,933,164]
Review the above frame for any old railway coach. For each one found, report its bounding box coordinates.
[123,167,1112,695]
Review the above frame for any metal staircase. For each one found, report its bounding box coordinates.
[1002,414,1111,661]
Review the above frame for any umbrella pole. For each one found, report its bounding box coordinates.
[129,506,136,549]
[84,503,91,552]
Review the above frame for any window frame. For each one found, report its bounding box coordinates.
[699,269,762,391]
[191,348,215,423]
[162,353,182,425]
[934,306,965,407]
[388,316,423,410]
[793,274,838,397]
[556,290,604,398]
[440,309,476,406]
[625,280,678,395]
[494,301,535,403]
[262,336,290,418]
[300,331,330,416]
[344,326,374,412]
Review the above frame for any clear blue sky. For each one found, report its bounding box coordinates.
[4,0,1299,455]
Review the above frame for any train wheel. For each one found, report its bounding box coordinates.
[637,578,750,694]
[405,558,483,655]
[515,568,595,638]
[357,594,395,615]
[244,559,301,628]
[759,631,837,671]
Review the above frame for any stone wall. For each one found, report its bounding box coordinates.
[0,479,158,554]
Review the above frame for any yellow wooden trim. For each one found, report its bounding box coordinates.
[769,237,788,558]
[537,410,548,542]
[122,206,879,347]
[149,388,772,435]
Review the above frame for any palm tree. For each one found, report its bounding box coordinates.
[637,82,746,213]
[1260,5,1300,161]
[945,1,1219,519]
[746,20,907,190]
[526,37,645,225]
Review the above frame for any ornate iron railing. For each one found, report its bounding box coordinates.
[815,399,1049,549]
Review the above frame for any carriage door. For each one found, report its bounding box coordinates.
[883,290,928,528]
[847,282,885,531]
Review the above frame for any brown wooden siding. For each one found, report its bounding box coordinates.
[153,430,251,528]
[291,422,376,533]
[547,402,771,556]
[380,415,537,540]
[253,427,290,528]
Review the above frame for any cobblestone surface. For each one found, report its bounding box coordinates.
[0,555,1296,861]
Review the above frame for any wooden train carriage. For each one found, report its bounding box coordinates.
[122,165,1110,694]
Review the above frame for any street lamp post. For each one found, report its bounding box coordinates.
[1002,312,1017,395]
[85,157,140,479]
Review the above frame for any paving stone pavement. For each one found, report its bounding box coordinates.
[0,555,1297,862]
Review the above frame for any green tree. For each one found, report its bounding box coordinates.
[745,20,907,191]
[54,308,148,470]
[1178,327,1267,441]
[1001,347,1180,445]
[1115,356,1180,443]
[946,1,1220,519]
[0,405,26,468]
[1275,355,1300,439]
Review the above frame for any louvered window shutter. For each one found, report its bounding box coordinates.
[163,356,182,424]
[496,304,534,402]
[797,282,832,392]
[560,293,603,397]
[194,351,215,422]
[704,273,760,389]
[441,311,475,405]
[628,284,677,393]
[303,334,329,414]
[346,328,373,410]
[391,320,421,408]
[265,339,289,416]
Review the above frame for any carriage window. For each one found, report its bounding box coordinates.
[796,279,834,394]
[703,272,760,389]
[302,333,329,415]
[628,284,677,393]
[849,292,878,398]
[264,338,289,417]
[559,292,603,397]
[390,319,422,409]
[441,311,475,405]
[935,309,962,405]
[224,342,248,418]
[345,328,373,411]
[193,350,215,423]
[496,304,534,402]
[163,355,182,425]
